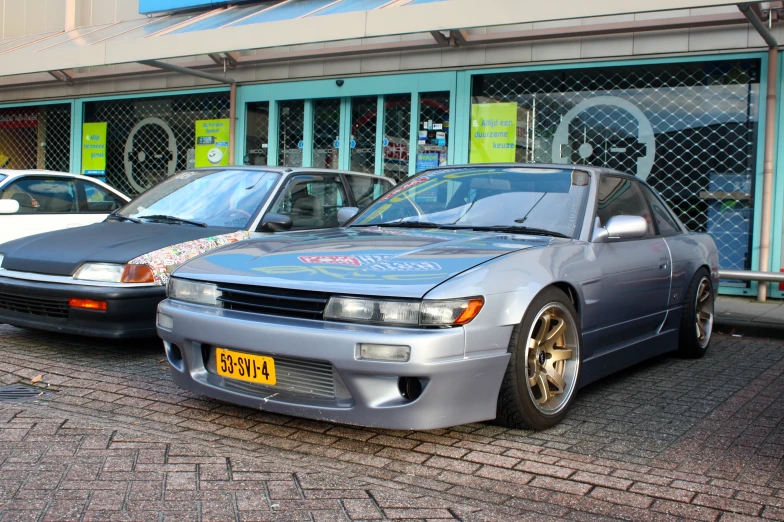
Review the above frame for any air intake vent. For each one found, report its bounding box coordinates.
[216,283,330,320]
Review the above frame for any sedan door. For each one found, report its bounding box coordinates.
[0,176,81,243]
[589,176,672,354]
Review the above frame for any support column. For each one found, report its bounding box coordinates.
[229,83,236,164]
[758,47,778,301]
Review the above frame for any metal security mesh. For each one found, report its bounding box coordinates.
[350,96,378,174]
[279,100,304,167]
[471,60,760,273]
[245,102,269,166]
[383,94,412,182]
[0,105,71,172]
[84,93,229,196]
[313,98,340,169]
[416,92,449,172]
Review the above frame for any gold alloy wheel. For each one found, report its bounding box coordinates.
[525,303,579,415]
[695,276,714,349]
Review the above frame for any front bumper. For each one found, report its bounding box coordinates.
[0,275,165,338]
[157,299,511,430]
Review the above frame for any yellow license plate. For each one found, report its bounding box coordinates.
[215,348,276,386]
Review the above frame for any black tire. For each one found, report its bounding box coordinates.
[678,268,714,359]
[496,287,581,431]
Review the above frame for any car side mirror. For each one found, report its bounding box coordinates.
[258,213,293,232]
[337,207,359,226]
[0,200,20,214]
[592,215,648,242]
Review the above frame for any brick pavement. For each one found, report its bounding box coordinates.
[0,324,782,521]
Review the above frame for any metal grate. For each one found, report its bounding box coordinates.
[278,100,304,167]
[313,98,340,169]
[0,104,71,172]
[350,96,378,174]
[84,92,230,196]
[416,92,449,173]
[0,291,68,318]
[245,102,270,166]
[383,94,412,182]
[0,384,51,402]
[216,283,330,320]
[217,354,337,399]
[471,60,760,275]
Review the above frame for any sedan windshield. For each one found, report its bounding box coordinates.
[353,167,590,238]
[117,170,280,229]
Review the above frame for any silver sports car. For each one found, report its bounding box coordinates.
[157,165,718,430]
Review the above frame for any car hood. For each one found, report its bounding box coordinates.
[0,221,244,277]
[175,227,555,298]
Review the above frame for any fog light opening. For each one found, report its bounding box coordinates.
[165,342,183,365]
[398,377,423,401]
[157,312,174,330]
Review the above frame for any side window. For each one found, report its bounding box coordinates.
[269,175,348,229]
[596,176,656,238]
[0,177,77,214]
[641,185,681,236]
[346,176,394,208]
[80,181,124,213]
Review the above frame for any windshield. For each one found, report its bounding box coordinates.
[353,167,590,238]
[118,170,280,229]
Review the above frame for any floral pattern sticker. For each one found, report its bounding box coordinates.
[128,230,251,286]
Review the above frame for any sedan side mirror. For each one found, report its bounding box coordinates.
[337,207,359,226]
[592,215,648,242]
[258,213,293,232]
[0,200,20,214]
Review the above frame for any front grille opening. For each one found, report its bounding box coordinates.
[398,377,423,402]
[0,291,69,319]
[216,283,330,320]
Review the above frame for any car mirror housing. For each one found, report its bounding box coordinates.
[337,207,359,226]
[258,213,293,232]
[592,215,648,242]
[0,199,20,214]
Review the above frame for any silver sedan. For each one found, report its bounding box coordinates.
[157,164,718,430]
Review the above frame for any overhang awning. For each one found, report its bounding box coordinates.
[0,0,762,82]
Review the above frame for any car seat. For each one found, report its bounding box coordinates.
[290,195,323,227]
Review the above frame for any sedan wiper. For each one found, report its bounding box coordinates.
[139,214,208,228]
[455,225,570,238]
[353,221,444,229]
[106,212,142,224]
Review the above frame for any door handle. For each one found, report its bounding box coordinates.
[659,257,669,270]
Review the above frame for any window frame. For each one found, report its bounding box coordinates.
[77,180,126,214]
[343,174,394,209]
[592,174,659,242]
[640,183,685,236]
[0,175,79,215]
[265,172,352,231]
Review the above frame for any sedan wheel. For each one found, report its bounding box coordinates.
[679,268,714,358]
[497,287,581,430]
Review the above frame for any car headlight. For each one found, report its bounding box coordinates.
[324,296,484,327]
[168,278,222,306]
[73,263,155,283]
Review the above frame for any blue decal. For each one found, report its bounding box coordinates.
[383,138,390,147]
[297,140,304,149]
[333,140,340,148]
[350,139,357,149]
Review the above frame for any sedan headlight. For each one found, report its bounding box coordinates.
[168,278,222,306]
[73,263,155,283]
[324,296,484,327]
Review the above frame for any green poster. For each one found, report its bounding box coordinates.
[81,122,107,175]
[195,119,230,168]
[469,103,517,164]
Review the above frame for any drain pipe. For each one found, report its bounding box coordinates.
[739,3,778,301]
[229,83,237,165]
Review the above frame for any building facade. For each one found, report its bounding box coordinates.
[0,0,781,297]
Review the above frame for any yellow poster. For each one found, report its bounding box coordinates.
[195,119,230,168]
[469,103,517,164]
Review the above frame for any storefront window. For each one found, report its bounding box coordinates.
[278,100,304,167]
[382,94,411,182]
[0,105,71,172]
[313,98,340,169]
[83,93,229,196]
[350,96,378,174]
[245,102,269,166]
[416,92,449,172]
[470,60,761,275]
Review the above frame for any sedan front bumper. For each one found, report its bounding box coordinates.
[0,275,165,338]
[157,299,511,430]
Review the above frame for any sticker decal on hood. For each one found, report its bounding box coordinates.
[129,230,251,285]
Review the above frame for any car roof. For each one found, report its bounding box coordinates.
[191,166,395,182]
[418,163,642,182]
[0,169,100,182]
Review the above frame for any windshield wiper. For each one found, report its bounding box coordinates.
[455,225,570,238]
[139,215,208,228]
[353,221,444,229]
[106,211,142,224]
